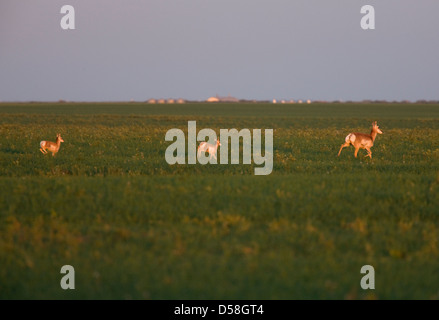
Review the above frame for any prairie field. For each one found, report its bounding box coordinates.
[0,102,439,299]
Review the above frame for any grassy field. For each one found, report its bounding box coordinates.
[1,102,439,299]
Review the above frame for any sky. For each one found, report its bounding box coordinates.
[1,0,439,102]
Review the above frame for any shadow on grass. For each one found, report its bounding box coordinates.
[0,148,25,154]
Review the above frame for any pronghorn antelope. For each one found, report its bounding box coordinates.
[197,139,221,160]
[40,133,64,156]
[338,121,383,159]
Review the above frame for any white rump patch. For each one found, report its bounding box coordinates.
[345,133,356,144]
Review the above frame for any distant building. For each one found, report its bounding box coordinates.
[207,94,239,103]
[176,99,185,104]
[207,96,220,102]
[167,99,175,104]
[157,99,166,104]
[147,99,156,104]
[272,99,277,104]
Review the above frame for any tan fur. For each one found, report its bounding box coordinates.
[338,122,383,159]
[197,140,221,160]
[40,133,64,156]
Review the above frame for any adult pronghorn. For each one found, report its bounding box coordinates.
[40,133,64,156]
[338,121,383,159]
[197,139,221,161]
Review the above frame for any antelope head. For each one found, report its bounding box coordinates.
[372,121,383,134]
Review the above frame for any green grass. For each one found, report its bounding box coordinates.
[0,102,438,299]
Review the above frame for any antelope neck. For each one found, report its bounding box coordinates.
[370,129,377,142]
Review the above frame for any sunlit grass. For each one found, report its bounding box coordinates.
[0,102,438,299]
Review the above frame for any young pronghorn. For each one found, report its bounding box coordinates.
[197,139,221,160]
[40,133,64,156]
[338,121,383,159]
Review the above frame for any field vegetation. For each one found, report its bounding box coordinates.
[1,102,438,299]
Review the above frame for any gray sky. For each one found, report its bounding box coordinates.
[1,0,438,102]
